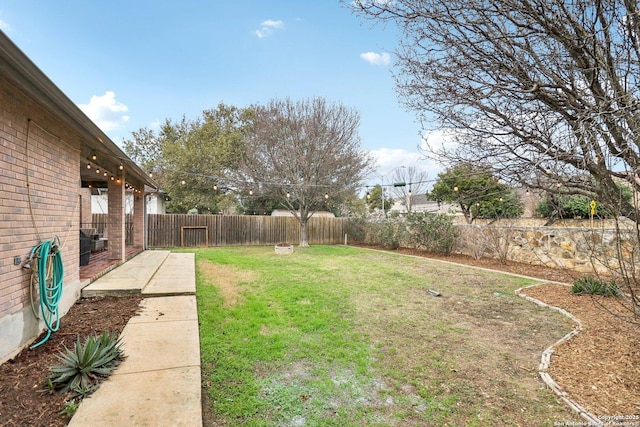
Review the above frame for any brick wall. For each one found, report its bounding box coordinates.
[0,75,83,361]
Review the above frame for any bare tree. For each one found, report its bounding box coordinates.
[239,97,374,246]
[351,0,640,320]
[388,166,429,213]
[350,0,640,221]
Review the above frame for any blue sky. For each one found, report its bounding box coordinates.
[0,1,444,185]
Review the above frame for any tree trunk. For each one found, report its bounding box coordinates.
[299,217,309,247]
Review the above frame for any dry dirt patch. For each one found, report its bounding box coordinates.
[198,259,257,306]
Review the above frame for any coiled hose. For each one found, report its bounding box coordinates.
[29,237,64,349]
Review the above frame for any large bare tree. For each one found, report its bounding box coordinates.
[238,97,374,246]
[351,0,640,221]
[351,0,640,322]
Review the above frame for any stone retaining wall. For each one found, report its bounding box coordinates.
[455,220,640,275]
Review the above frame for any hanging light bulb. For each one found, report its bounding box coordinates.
[249,189,253,196]
[181,180,186,185]
[119,164,124,170]
[213,184,218,191]
[324,192,329,199]
[86,163,91,169]
[110,176,115,181]
[286,191,291,198]
[103,172,107,176]
[453,186,459,192]
[95,168,100,174]
[91,153,97,161]
[366,191,371,199]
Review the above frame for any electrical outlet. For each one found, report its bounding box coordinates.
[14,256,22,265]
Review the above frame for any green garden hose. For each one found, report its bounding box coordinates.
[29,237,64,349]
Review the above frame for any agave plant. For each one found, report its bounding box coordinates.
[47,331,123,398]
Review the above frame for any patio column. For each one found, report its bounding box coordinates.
[107,174,126,261]
[79,188,92,229]
[132,190,145,249]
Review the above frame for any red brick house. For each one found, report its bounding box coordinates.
[0,31,157,362]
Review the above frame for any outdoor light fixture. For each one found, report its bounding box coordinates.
[91,153,97,161]
[213,184,218,191]
[119,164,124,170]
[95,168,100,174]
[103,172,107,177]
[86,163,91,169]
[325,192,329,199]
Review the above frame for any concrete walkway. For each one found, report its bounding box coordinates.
[69,250,202,427]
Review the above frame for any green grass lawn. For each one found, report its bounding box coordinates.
[196,245,579,426]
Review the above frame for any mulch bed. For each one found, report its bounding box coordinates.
[0,296,142,427]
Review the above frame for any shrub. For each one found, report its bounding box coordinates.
[46,331,123,398]
[571,276,620,296]
[368,215,407,249]
[457,225,486,260]
[405,213,459,255]
[344,217,368,244]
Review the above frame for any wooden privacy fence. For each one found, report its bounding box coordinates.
[145,214,348,248]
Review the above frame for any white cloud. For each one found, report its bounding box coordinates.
[255,19,284,38]
[78,91,130,132]
[420,128,458,153]
[360,51,390,66]
[0,19,12,32]
[367,147,438,181]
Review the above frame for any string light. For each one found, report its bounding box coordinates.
[86,163,91,169]
[286,191,291,198]
[91,153,97,161]
[324,192,329,199]
[213,184,218,191]
[119,164,124,171]
[181,180,186,185]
